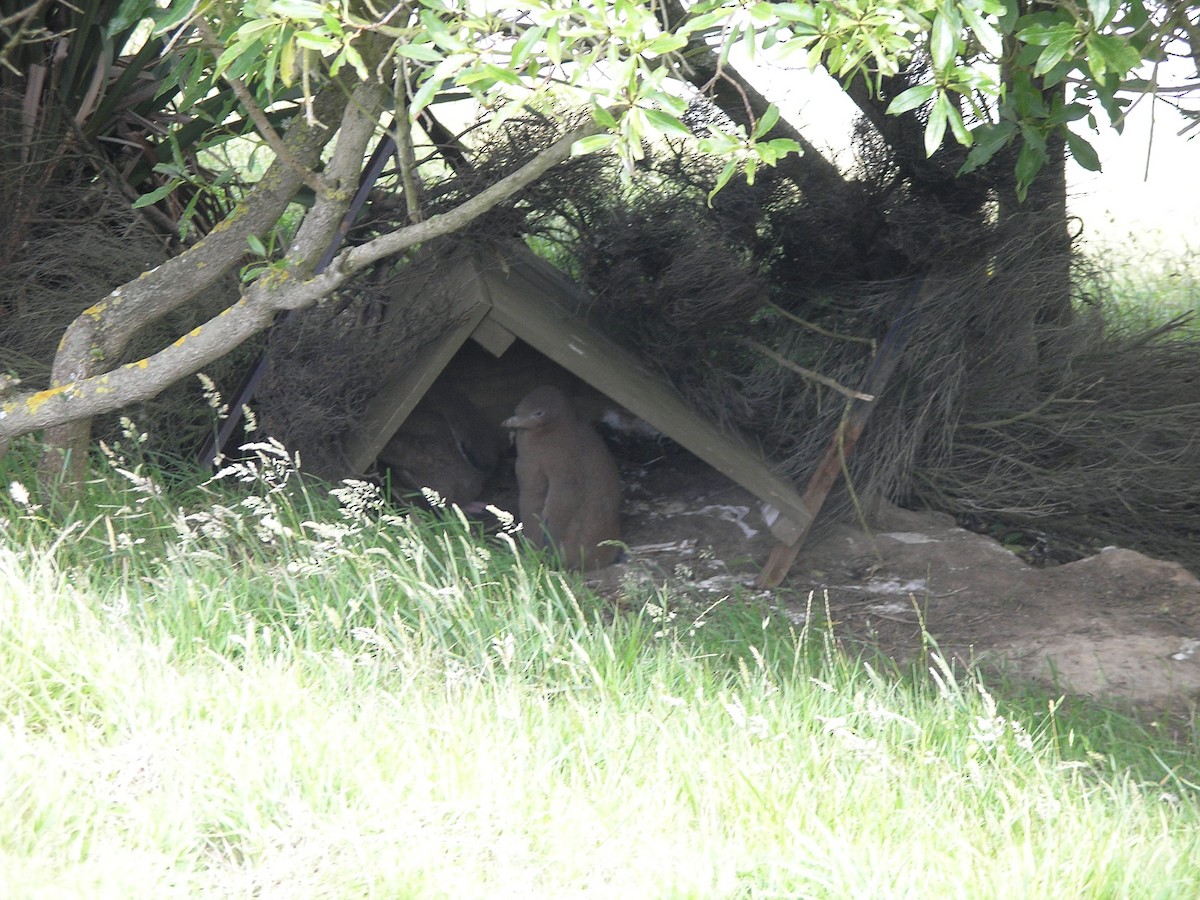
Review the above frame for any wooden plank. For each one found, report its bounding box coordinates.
[339,303,489,475]
[470,315,517,357]
[479,252,811,544]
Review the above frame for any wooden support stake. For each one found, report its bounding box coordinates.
[757,283,922,588]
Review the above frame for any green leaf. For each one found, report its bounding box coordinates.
[267,0,326,19]
[957,122,1015,175]
[960,5,1003,57]
[215,40,251,77]
[152,0,198,33]
[945,97,971,146]
[280,32,297,86]
[887,83,936,115]
[625,107,645,144]
[1086,0,1114,27]
[235,20,278,42]
[645,32,689,55]
[681,10,728,36]
[455,69,499,88]
[924,91,950,157]
[1015,137,1046,197]
[241,264,266,284]
[930,8,961,70]
[420,10,466,52]
[590,103,619,129]
[1096,34,1143,75]
[131,180,181,208]
[763,137,801,156]
[246,234,268,256]
[409,75,445,120]
[546,28,562,66]
[774,3,819,26]
[295,31,337,52]
[1047,101,1089,126]
[225,38,268,82]
[394,44,444,62]
[698,131,742,155]
[263,34,281,94]
[1116,0,1149,30]
[1033,34,1075,77]
[749,2,776,24]
[706,160,738,206]
[571,134,619,156]
[806,37,828,70]
[751,103,780,140]
[178,190,202,240]
[1064,129,1101,171]
[1017,22,1071,47]
[410,54,468,119]
[510,25,546,68]
[109,0,156,35]
[340,42,369,80]
[1084,33,1108,79]
[478,63,524,86]
[643,109,693,139]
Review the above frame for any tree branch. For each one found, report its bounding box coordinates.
[196,19,330,198]
[36,82,351,483]
[765,301,876,346]
[2,115,608,439]
[0,0,53,74]
[67,83,351,366]
[342,116,606,271]
[285,80,388,271]
[393,61,424,222]
[736,338,874,401]
[5,261,368,437]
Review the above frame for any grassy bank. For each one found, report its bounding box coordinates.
[1079,236,1199,328]
[2,437,1199,897]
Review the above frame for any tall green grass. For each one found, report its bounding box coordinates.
[1078,236,1199,329]
[2,433,1200,897]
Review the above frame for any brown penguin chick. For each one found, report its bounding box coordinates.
[502,385,622,571]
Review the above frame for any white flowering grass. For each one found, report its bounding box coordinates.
[2,441,1200,896]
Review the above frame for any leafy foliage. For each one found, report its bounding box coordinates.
[112,0,1196,196]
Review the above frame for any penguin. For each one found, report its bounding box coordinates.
[502,385,622,571]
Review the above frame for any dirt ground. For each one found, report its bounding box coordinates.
[549,449,1200,716]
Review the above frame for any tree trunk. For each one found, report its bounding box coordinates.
[998,8,1073,329]
[1020,132,1072,328]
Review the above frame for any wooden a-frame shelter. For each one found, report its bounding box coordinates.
[336,245,817,577]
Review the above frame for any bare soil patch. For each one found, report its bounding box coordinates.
[548,450,1200,714]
